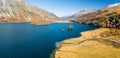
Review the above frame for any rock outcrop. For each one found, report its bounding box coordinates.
[0,0,61,22]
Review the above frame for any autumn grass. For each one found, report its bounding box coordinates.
[55,28,120,58]
[31,20,51,25]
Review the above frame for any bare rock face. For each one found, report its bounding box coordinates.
[0,0,61,22]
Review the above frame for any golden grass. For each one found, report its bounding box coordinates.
[31,20,50,25]
[56,41,120,58]
[55,28,120,58]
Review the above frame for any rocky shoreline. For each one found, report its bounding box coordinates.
[54,28,120,58]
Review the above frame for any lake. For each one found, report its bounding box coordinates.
[0,23,96,58]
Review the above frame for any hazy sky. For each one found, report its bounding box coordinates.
[25,0,120,17]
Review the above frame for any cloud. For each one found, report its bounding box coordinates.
[108,2,120,8]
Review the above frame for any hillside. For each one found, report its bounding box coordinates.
[72,3,120,29]
[55,2,120,58]
[61,9,96,20]
[0,0,61,22]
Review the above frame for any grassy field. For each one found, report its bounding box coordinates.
[55,28,120,58]
[31,20,51,25]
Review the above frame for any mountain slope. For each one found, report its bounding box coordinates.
[0,0,61,22]
[72,3,120,28]
[61,9,96,20]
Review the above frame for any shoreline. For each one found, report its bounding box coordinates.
[0,21,73,25]
[50,29,96,58]
[0,22,30,23]
[31,23,51,25]
[54,28,120,58]
[50,41,64,58]
[0,22,50,25]
[52,21,73,23]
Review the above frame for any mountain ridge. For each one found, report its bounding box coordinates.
[0,0,61,22]
[61,9,96,20]
[72,2,120,29]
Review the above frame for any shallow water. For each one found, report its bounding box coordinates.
[0,23,96,58]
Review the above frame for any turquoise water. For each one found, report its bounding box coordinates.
[0,23,96,58]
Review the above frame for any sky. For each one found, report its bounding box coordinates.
[25,0,120,17]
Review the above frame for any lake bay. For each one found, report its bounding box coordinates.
[0,23,96,58]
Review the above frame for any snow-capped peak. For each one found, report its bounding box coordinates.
[108,2,120,8]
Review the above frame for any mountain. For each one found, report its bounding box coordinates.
[72,3,120,29]
[0,0,61,22]
[61,9,96,20]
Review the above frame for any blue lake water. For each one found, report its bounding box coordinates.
[0,23,96,58]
